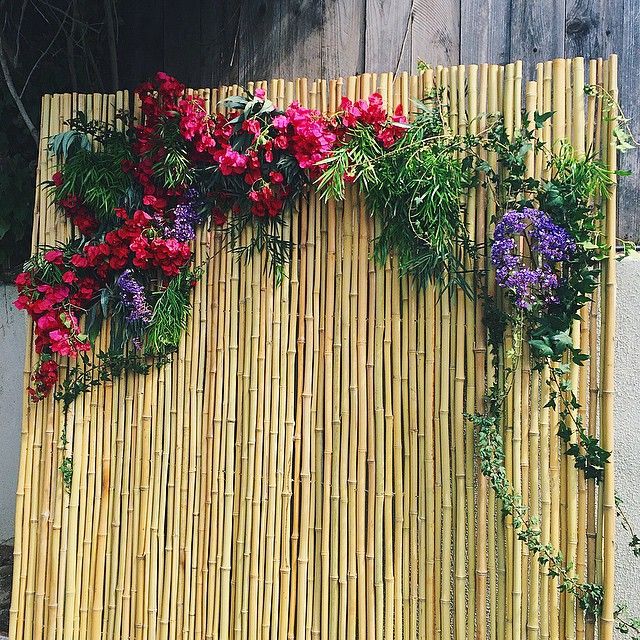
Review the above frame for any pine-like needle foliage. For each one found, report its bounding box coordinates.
[316,98,474,291]
[145,267,201,354]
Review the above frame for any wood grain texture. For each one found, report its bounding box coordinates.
[322,0,367,78]
[199,0,244,87]
[411,0,460,66]
[509,0,565,78]
[459,0,512,65]
[364,0,412,72]
[618,0,640,239]
[564,0,620,59]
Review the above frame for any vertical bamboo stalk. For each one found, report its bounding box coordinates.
[598,54,617,640]
[486,63,500,640]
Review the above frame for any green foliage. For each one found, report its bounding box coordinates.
[480,115,615,486]
[317,95,473,290]
[48,111,136,224]
[316,123,389,201]
[52,145,134,224]
[470,404,603,617]
[152,118,193,189]
[469,339,604,621]
[617,495,640,559]
[225,212,293,285]
[145,266,203,355]
[55,349,153,414]
[58,422,73,493]
[616,604,640,639]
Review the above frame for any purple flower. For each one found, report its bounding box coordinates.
[165,189,201,242]
[491,208,575,310]
[117,269,153,325]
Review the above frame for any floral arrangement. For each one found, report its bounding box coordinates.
[15,72,407,401]
[491,207,576,310]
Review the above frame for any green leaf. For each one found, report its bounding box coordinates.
[552,331,574,350]
[529,339,554,358]
[534,111,554,129]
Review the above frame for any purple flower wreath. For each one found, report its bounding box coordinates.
[491,208,576,310]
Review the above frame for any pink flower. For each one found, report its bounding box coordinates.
[242,119,261,137]
[255,88,266,99]
[273,115,289,130]
[216,148,248,176]
[44,249,64,265]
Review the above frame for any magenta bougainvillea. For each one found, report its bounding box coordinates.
[15,72,408,400]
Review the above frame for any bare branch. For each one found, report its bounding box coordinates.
[13,0,28,66]
[103,0,119,91]
[20,8,68,97]
[0,35,38,144]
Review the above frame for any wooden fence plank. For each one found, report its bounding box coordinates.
[509,0,565,79]
[364,0,413,73]
[460,0,512,65]
[322,0,367,79]
[564,0,620,59]
[410,0,461,66]
[618,0,640,239]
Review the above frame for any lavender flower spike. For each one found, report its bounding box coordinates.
[117,269,153,325]
[165,189,201,242]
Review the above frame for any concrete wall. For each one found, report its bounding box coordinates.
[614,254,640,611]
[0,285,24,542]
[0,262,638,602]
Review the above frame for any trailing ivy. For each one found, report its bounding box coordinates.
[54,348,157,492]
[470,313,605,620]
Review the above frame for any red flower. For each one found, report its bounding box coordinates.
[212,207,227,226]
[52,172,63,187]
[28,359,59,401]
[15,272,31,287]
[61,270,77,284]
[44,249,64,265]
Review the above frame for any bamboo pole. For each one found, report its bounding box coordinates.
[599,54,617,640]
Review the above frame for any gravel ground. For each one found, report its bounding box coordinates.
[0,543,12,634]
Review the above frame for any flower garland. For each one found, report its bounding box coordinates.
[16,72,408,401]
[491,207,577,310]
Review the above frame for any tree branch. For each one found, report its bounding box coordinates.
[0,36,38,144]
[103,0,119,91]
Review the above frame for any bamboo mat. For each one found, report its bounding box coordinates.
[9,56,618,640]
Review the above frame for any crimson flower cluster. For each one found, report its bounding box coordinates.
[17,71,409,402]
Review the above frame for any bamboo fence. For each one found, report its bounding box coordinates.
[10,55,618,640]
